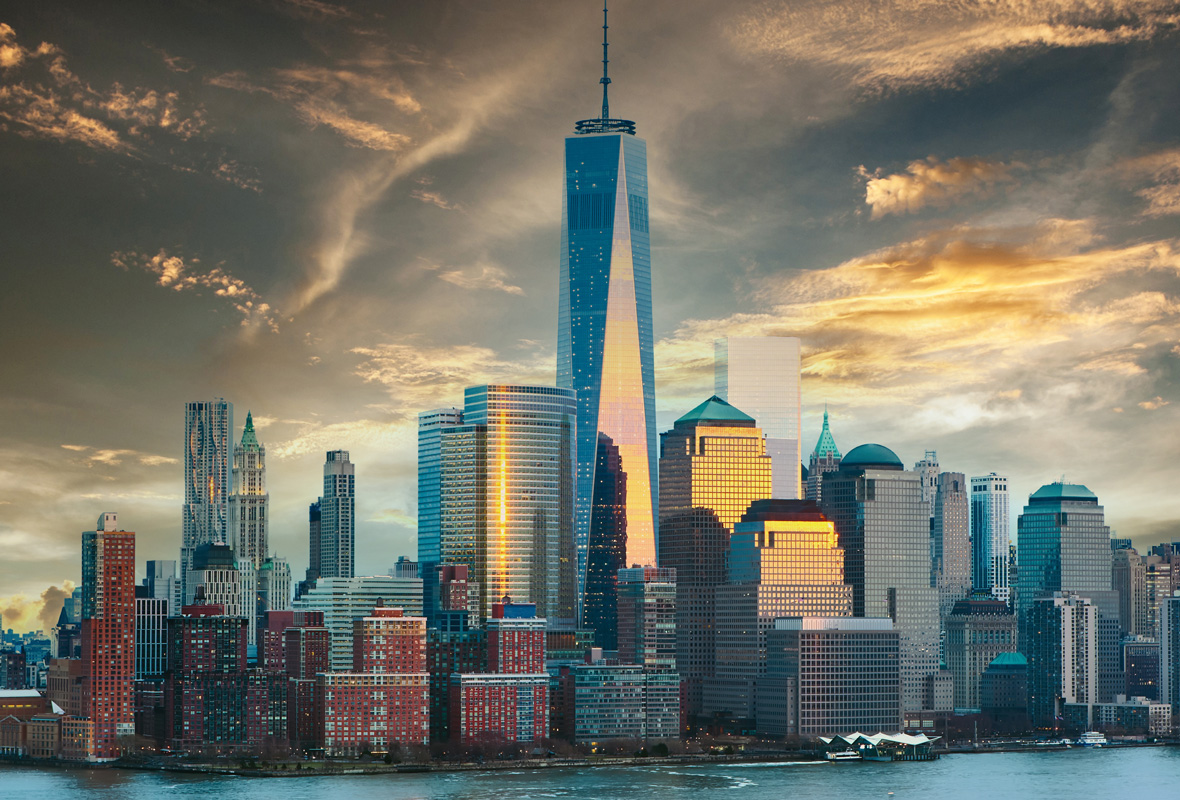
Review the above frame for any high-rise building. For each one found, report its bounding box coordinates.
[423,385,577,624]
[317,450,355,580]
[558,7,657,589]
[707,500,852,720]
[913,451,940,519]
[416,406,465,609]
[583,433,627,652]
[228,412,268,569]
[1123,637,1160,700]
[134,587,168,680]
[971,473,1010,602]
[571,663,680,743]
[657,396,772,716]
[1144,554,1177,636]
[1161,592,1180,714]
[805,408,841,505]
[932,472,972,617]
[714,336,802,499]
[303,500,321,591]
[1016,482,1121,702]
[1112,548,1147,637]
[1027,593,1098,729]
[181,399,232,603]
[756,617,901,737]
[142,560,180,617]
[291,575,423,671]
[187,543,244,634]
[616,566,676,670]
[81,513,136,760]
[820,444,940,712]
[944,598,1017,710]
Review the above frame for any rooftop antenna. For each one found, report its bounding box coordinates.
[600,4,611,123]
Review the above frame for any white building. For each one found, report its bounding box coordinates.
[228,411,268,569]
[715,336,802,499]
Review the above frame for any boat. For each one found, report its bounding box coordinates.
[825,750,862,762]
[1075,731,1106,747]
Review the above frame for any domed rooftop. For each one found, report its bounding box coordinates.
[840,443,903,471]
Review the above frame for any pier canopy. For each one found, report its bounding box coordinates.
[819,732,940,761]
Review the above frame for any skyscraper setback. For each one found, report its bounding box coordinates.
[181,398,232,602]
[228,411,268,569]
[558,6,657,598]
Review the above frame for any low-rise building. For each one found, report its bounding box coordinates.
[449,673,549,744]
[571,664,679,743]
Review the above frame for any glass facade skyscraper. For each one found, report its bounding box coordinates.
[971,473,1010,601]
[558,87,657,611]
[715,337,802,499]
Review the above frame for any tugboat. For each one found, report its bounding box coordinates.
[1075,731,1107,747]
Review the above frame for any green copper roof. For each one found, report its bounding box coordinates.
[812,406,841,458]
[676,395,755,424]
[988,652,1027,668]
[1029,482,1096,501]
[240,411,261,451]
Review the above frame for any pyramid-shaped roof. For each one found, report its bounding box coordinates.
[675,395,755,425]
[240,411,261,451]
[812,407,841,458]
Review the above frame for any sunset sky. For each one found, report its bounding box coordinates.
[2,1,1178,632]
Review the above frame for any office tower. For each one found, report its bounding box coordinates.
[980,653,1029,730]
[616,565,676,669]
[1123,637,1160,700]
[558,7,657,592]
[820,444,940,712]
[228,412,268,569]
[715,336,802,499]
[314,605,429,755]
[142,560,180,617]
[424,385,577,624]
[1144,555,1176,636]
[944,598,1017,710]
[1027,593,1098,728]
[1111,537,1133,551]
[707,500,853,720]
[913,451,939,518]
[80,513,136,761]
[657,396,772,716]
[188,543,242,618]
[1016,482,1120,701]
[583,433,627,651]
[391,556,419,579]
[932,472,972,617]
[257,557,292,619]
[571,663,680,743]
[1161,593,1180,714]
[134,587,168,680]
[181,399,232,603]
[303,500,322,592]
[317,450,355,580]
[805,408,841,505]
[416,406,464,599]
[291,575,423,671]
[756,617,901,737]
[1111,548,1147,637]
[971,473,1010,602]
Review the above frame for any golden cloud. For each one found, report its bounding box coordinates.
[0,580,75,634]
[860,156,1022,218]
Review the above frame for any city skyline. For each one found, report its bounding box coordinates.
[3,0,1180,629]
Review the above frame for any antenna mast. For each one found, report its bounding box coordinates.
[601,4,611,122]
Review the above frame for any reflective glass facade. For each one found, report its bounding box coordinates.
[971,473,1010,601]
[559,131,657,609]
[427,386,577,625]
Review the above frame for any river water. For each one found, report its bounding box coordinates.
[4,748,1179,800]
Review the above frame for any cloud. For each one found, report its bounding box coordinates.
[212,159,262,193]
[0,580,76,634]
[294,99,411,151]
[859,156,1022,218]
[111,249,278,331]
[59,444,179,467]
[731,0,1180,92]
[1138,396,1170,409]
[278,0,357,20]
[423,260,525,295]
[410,187,460,210]
[0,83,126,151]
[1119,147,1180,217]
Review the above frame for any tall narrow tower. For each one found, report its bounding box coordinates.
[228,411,268,568]
[558,5,657,614]
[318,450,356,580]
[181,398,232,603]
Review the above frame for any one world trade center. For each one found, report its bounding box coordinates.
[558,6,657,626]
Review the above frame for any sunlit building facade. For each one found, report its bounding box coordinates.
[558,112,657,605]
[715,336,802,499]
[657,396,771,716]
[425,386,577,625]
[182,398,232,603]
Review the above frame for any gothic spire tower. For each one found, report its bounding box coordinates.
[558,4,656,622]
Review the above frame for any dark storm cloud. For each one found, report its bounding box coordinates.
[1,0,1179,624]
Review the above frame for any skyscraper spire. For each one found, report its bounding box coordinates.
[600,4,611,122]
[240,410,259,450]
[575,3,634,135]
[813,405,841,458]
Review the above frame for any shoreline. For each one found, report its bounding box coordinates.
[2,740,1173,778]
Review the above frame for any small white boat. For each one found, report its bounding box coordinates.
[825,750,862,762]
[1075,731,1107,747]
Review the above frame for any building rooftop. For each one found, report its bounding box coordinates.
[675,395,755,425]
[811,407,841,458]
[740,498,828,524]
[839,443,903,471]
[1029,482,1098,503]
[987,652,1028,669]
